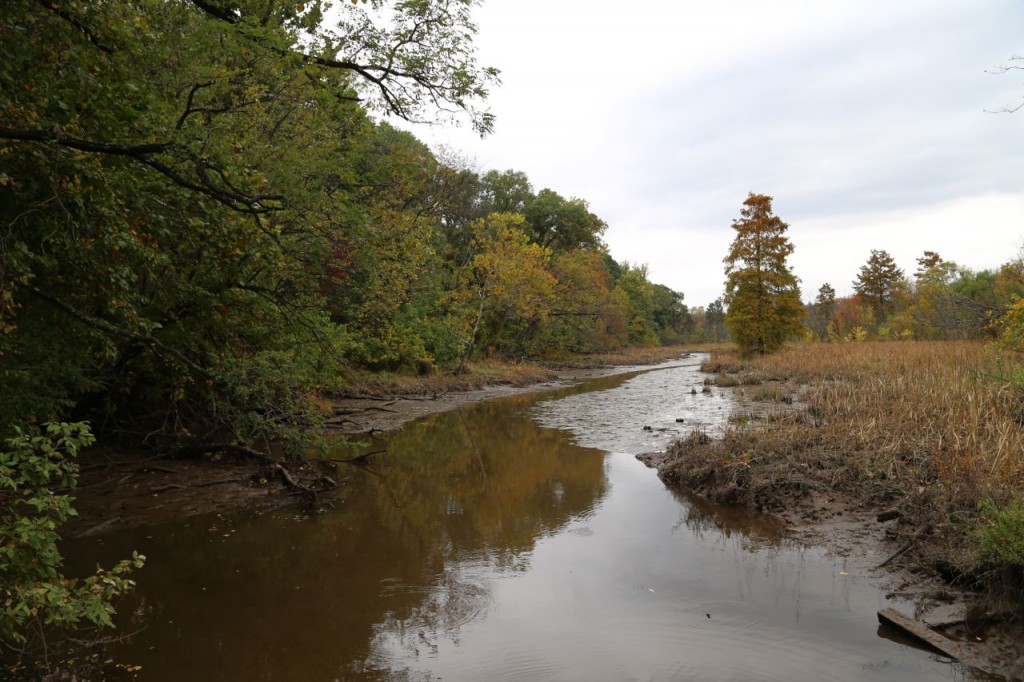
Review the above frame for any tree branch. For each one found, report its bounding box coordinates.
[35,0,115,54]
[17,282,214,378]
[0,127,170,156]
[0,126,286,214]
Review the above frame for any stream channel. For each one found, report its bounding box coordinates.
[66,354,972,680]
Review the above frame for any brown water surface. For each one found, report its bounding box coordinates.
[64,356,968,680]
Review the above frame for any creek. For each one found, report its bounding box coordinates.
[64,355,969,680]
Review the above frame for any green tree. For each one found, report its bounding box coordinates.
[650,284,691,344]
[852,249,905,323]
[614,263,660,346]
[523,189,607,252]
[480,169,534,215]
[723,193,804,356]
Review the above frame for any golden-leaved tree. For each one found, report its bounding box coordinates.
[723,193,804,356]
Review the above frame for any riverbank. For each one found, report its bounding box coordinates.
[67,346,698,537]
[641,341,1024,679]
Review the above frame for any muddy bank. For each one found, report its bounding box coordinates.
[68,352,693,537]
[642,447,1024,680]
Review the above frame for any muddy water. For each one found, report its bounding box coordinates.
[64,355,968,680]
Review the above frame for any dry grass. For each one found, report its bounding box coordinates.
[666,340,1024,596]
[755,342,1024,489]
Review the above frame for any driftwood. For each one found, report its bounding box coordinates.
[75,516,123,538]
[148,477,245,495]
[333,449,386,466]
[877,525,932,568]
[878,540,916,568]
[332,405,398,415]
[330,394,397,402]
[170,442,274,463]
[878,608,966,659]
[271,463,339,513]
[877,608,1001,678]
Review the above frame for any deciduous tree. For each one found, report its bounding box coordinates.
[723,194,804,356]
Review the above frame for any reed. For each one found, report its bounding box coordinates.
[757,342,1024,490]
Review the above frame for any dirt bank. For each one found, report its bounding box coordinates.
[67,349,694,537]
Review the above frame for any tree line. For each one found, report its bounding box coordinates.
[710,194,1024,356]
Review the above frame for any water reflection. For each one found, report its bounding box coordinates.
[63,390,608,681]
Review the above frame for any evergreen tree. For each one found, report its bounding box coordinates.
[811,283,837,341]
[853,250,905,321]
[723,193,804,356]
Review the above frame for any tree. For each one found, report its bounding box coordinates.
[650,284,692,344]
[452,213,556,369]
[809,283,837,341]
[723,193,804,356]
[852,250,904,322]
[909,251,963,339]
[704,298,728,342]
[614,263,659,346]
[541,250,623,353]
[479,169,534,215]
[523,189,607,252]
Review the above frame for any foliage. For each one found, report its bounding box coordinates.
[0,0,499,444]
[0,422,144,651]
[723,193,804,356]
[541,250,624,353]
[452,213,556,366]
[0,0,691,456]
[852,249,905,322]
[998,298,1024,353]
[523,188,607,252]
[975,497,1024,568]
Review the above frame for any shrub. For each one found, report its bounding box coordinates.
[0,423,144,656]
[975,497,1024,567]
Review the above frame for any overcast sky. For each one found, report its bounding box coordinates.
[407,0,1024,307]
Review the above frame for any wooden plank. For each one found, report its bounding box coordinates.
[877,608,965,660]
